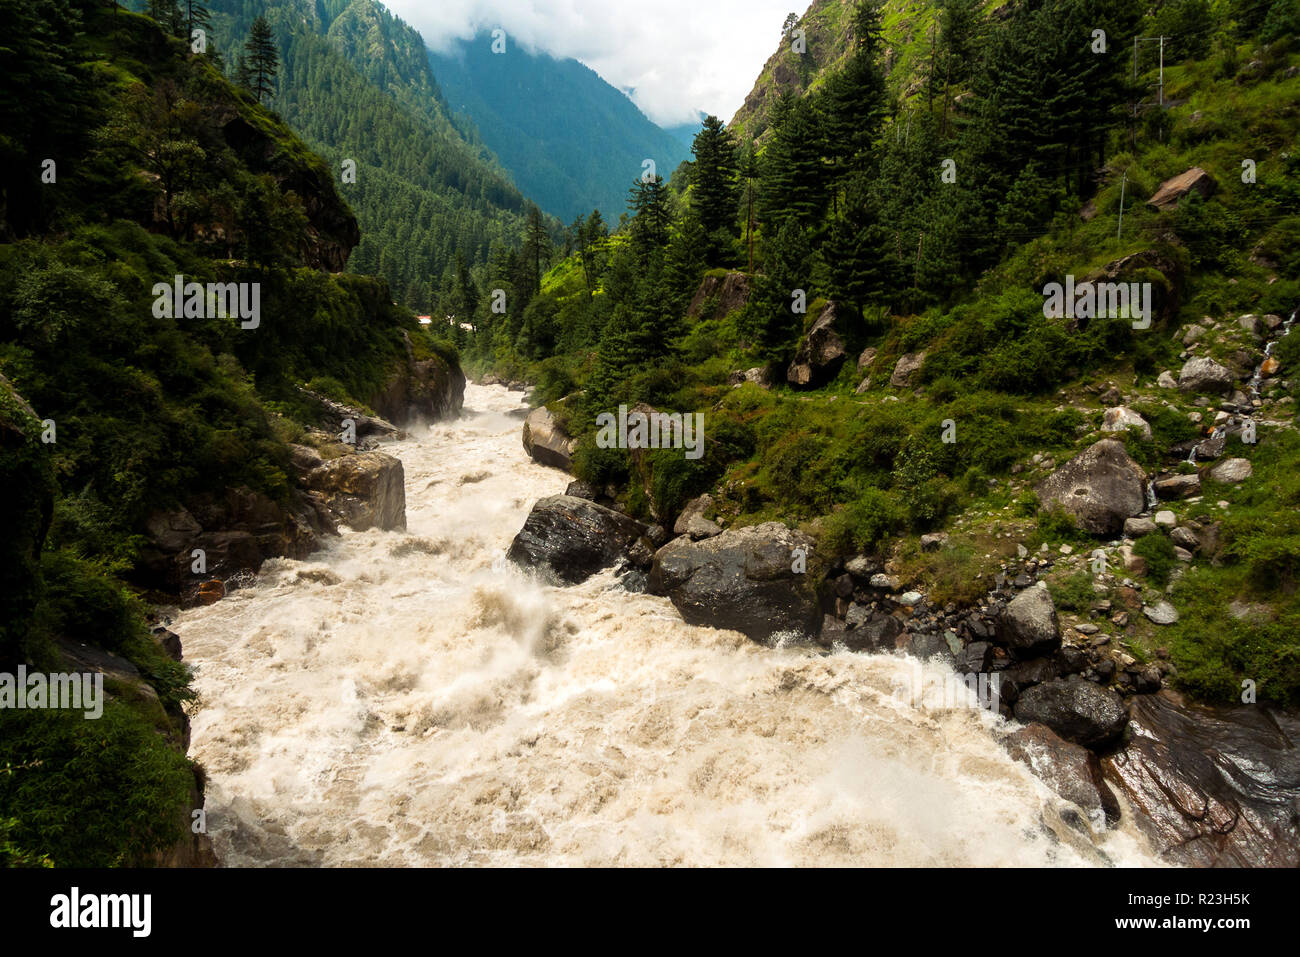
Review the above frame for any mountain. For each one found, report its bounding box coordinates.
[729,0,945,141]
[428,34,693,223]
[204,0,537,309]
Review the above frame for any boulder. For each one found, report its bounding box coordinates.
[304,452,406,531]
[1004,723,1121,827]
[1123,516,1157,538]
[1142,601,1179,625]
[649,523,822,642]
[998,585,1060,656]
[889,351,926,388]
[1014,679,1128,749]
[1101,406,1152,440]
[1102,694,1300,867]
[507,495,647,585]
[729,367,774,389]
[857,347,877,372]
[1156,370,1178,389]
[1035,439,1148,535]
[1178,357,1235,394]
[786,301,847,388]
[672,493,715,537]
[1153,473,1201,499]
[1209,457,1252,483]
[1146,167,1217,211]
[522,406,579,472]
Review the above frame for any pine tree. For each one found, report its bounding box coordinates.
[183,0,212,52]
[628,175,672,254]
[243,16,279,106]
[689,115,739,262]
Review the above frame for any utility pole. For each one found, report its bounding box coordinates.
[1117,171,1127,241]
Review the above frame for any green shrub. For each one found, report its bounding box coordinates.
[1134,532,1177,586]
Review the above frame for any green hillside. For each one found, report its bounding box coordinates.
[471,0,1300,705]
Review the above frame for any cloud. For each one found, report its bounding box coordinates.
[380,0,796,127]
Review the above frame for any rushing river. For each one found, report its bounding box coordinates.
[177,383,1161,866]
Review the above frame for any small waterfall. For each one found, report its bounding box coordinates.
[1248,307,1296,402]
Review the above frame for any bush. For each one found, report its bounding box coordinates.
[821,487,905,556]
[1134,532,1177,586]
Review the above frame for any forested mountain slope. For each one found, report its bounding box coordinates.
[201,0,539,309]
[428,34,693,222]
[0,0,462,865]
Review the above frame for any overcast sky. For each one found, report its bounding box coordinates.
[382,0,800,127]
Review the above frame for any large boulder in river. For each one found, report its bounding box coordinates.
[1102,694,1300,867]
[1177,356,1236,394]
[507,494,647,585]
[1014,679,1128,749]
[522,407,579,472]
[649,523,822,642]
[786,301,847,387]
[1004,723,1120,828]
[998,584,1061,656]
[304,451,406,531]
[1035,439,1147,535]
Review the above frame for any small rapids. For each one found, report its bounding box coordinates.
[176,384,1162,867]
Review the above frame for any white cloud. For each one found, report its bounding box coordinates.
[381,0,797,127]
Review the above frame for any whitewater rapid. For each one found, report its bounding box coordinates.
[177,383,1161,866]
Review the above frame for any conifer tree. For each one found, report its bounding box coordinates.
[689,115,739,262]
[243,16,278,106]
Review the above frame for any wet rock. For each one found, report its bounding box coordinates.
[565,480,599,501]
[1178,357,1236,394]
[650,522,822,642]
[1014,678,1128,749]
[1005,723,1121,827]
[1101,694,1300,867]
[1035,440,1147,535]
[998,585,1060,656]
[787,301,847,388]
[507,495,647,585]
[522,406,579,472]
[369,331,466,425]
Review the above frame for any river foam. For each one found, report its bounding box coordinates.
[177,384,1161,866]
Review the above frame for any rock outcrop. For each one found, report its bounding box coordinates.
[687,271,751,320]
[370,332,466,425]
[1102,694,1300,867]
[1035,439,1148,535]
[649,523,822,642]
[507,494,648,585]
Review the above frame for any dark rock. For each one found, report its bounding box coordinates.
[507,495,647,586]
[1102,694,1300,867]
[1014,679,1128,749]
[786,301,847,388]
[649,522,822,642]
[998,585,1061,656]
[565,480,599,501]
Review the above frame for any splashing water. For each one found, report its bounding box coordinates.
[176,384,1161,867]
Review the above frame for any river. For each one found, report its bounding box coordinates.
[176,383,1162,866]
